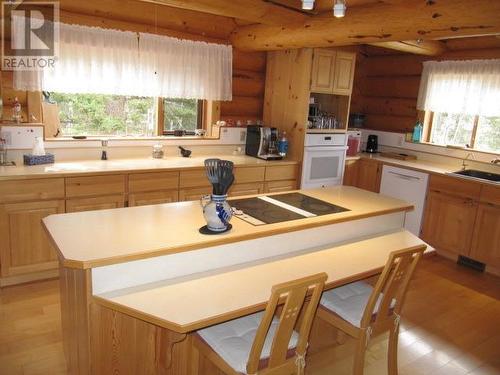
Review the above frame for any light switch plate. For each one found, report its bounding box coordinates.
[0,126,44,149]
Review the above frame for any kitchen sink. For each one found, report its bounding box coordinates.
[450,169,500,183]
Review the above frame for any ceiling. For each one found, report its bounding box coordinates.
[16,0,500,53]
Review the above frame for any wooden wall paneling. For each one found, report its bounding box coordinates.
[219,96,263,117]
[57,0,235,42]
[369,40,448,56]
[263,48,313,162]
[361,97,417,118]
[362,76,421,99]
[232,70,265,97]
[232,50,267,73]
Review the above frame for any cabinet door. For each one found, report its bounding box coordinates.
[421,191,477,255]
[469,203,500,267]
[356,159,381,193]
[229,183,265,197]
[332,52,356,95]
[129,190,179,207]
[310,49,336,94]
[66,195,125,213]
[179,187,212,202]
[343,160,358,186]
[0,200,64,277]
[264,180,298,193]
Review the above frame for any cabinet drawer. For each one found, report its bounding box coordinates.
[179,186,212,202]
[265,165,298,181]
[234,167,265,184]
[0,178,65,203]
[480,185,500,206]
[128,171,179,193]
[129,190,178,207]
[179,169,211,188]
[428,174,481,199]
[264,180,298,193]
[66,195,125,213]
[65,175,126,198]
[229,183,264,197]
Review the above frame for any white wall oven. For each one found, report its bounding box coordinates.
[301,133,347,189]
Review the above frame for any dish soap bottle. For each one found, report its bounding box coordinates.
[412,121,423,143]
[278,131,289,158]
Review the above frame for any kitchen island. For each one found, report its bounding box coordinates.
[42,186,431,375]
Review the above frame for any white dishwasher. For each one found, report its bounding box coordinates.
[380,165,429,236]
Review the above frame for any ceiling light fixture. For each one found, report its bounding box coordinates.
[333,0,346,18]
[302,0,315,10]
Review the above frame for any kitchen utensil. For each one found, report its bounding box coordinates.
[178,146,192,157]
[205,158,221,193]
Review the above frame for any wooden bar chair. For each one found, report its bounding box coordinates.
[191,272,327,375]
[317,245,426,375]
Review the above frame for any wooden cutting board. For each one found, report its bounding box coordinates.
[380,152,417,161]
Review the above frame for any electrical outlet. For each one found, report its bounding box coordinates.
[0,129,12,145]
[240,130,246,142]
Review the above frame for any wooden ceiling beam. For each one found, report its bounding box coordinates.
[368,40,448,56]
[137,0,309,26]
[230,0,500,51]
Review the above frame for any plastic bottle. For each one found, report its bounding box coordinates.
[278,131,289,157]
[412,121,423,143]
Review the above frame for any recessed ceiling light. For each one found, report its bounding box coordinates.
[333,0,346,17]
[302,0,315,10]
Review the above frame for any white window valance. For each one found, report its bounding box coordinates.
[416,59,500,117]
[13,18,232,101]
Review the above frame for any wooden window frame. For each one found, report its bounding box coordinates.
[157,98,205,136]
[424,110,482,149]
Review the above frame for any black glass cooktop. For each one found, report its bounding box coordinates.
[230,192,349,225]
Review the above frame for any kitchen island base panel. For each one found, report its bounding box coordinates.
[91,212,405,295]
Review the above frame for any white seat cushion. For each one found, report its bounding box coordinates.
[320,281,393,327]
[197,311,299,374]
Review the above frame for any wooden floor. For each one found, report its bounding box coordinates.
[0,256,499,375]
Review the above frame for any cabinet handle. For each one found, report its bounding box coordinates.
[388,171,421,181]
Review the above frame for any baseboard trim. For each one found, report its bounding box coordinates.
[0,269,60,287]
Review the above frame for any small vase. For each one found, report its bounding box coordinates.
[200,194,232,232]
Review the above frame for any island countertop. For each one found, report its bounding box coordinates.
[42,186,413,270]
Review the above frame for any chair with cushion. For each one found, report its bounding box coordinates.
[317,245,426,375]
[191,272,327,375]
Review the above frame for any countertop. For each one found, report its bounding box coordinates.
[0,155,299,181]
[42,186,413,269]
[94,230,430,333]
[352,153,499,186]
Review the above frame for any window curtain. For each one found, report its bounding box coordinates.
[416,59,500,117]
[138,33,232,101]
[13,18,233,101]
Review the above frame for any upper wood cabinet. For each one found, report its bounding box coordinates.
[333,52,356,95]
[310,49,356,95]
[310,50,336,94]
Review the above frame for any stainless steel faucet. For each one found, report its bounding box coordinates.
[461,152,475,170]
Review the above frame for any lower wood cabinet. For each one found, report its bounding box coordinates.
[469,202,500,268]
[129,190,179,207]
[356,159,382,193]
[0,200,64,278]
[66,195,125,213]
[421,191,477,256]
[343,159,359,186]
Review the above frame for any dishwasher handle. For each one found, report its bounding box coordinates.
[387,171,421,181]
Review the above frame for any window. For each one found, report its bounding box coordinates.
[52,93,157,137]
[428,112,500,153]
[417,59,500,153]
[161,98,203,133]
[50,93,205,137]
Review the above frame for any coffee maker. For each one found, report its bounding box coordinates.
[366,134,379,153]
[245,125,283,160]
